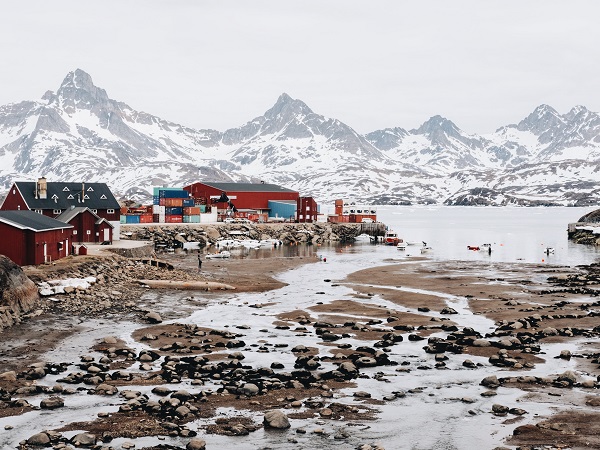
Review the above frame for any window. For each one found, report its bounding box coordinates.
[86,230,91,235]
[62,187,70,191]
[91,209,97,214]
[107,209,114,214]
[35,209,42,214]
[53,209,61,214]
[73,230,78,235]
[87,187,94,191]
[67,194,74,199]
[100,194,107,199]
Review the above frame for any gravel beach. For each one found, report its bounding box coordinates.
[1,245,599,449]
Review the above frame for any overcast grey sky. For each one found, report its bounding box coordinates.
[1,0,599,134]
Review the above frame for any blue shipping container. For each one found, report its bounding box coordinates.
[160,189,189,199]
[153,187,183,196]
[153,196,160,205]
[125,215,141,224]
[183,199,195,207]
[165,207,183,215]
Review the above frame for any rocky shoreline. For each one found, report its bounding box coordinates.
[120,222,370,250]
[2,247,600,449]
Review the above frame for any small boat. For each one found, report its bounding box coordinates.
[407,241,425,246]
[420,246,433,254]
[205,250,231,259]
[397,240,407,250]
[467,245,480,251]
[384,230,401,245]
[545,247,555,255]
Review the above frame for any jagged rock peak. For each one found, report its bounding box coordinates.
[517,104,564,134]
[415,115,460,135]
[56,69,110,106]
[264,93,313,120]
[564,105,592,122]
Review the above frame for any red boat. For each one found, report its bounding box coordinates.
[384,230,401,245]
[467,245,480,251]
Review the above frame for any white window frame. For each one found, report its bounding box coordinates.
[107,209,114,214]
[53,209,61,214]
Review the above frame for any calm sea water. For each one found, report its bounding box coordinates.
[371,205,600,266]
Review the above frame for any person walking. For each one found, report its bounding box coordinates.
[197,254,202,272]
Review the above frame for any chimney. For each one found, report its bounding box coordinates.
[81,183,85,203]
[37,177,47,199]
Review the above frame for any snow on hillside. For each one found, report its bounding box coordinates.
[0,69,599,206]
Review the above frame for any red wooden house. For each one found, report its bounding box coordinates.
[0,210,74,266]
[1,177,120,222]
[57,207,114,243]
[297,196,318,223]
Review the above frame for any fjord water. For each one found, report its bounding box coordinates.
[374,205,599,266]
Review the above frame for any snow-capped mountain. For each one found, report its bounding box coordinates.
[0,69,599,206]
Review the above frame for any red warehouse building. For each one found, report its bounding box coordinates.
[1,177,120,222]
[0,210,74,266]
[184,182,300,220]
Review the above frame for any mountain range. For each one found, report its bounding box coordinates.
[0,69,599,206]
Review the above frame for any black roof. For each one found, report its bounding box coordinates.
[0,210,74,232]
[195,182,298,193]
[15,181,120,210]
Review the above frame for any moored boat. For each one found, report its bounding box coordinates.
[384,230,401,245]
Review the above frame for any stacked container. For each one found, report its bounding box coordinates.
[152,188,191,223]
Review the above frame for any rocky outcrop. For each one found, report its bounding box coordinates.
[568,208,600,245]
[0,255,39,331]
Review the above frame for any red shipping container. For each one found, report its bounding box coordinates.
[152,214,160,223]
[159,198,166,206]
[165,215,183,223]
[139,214,153,223]
[165,198,184,207]
[184,207,201,215]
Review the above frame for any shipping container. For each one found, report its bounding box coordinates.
[165,215,183,223]
[164,198,184,207]
[153,196,160,205]
[183,199,195,207]
[152,205,165,214]
[159,198,166,206]
[139,214,153,223]
[159,189,189,199]
[153,187,183,196]
[184,207,201,215]
[183,215,201,223]
[152,214,161,223]
[165,207,183,215]
[120,215,127,224]
[200,204,207,213]
[125,215,141,224]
